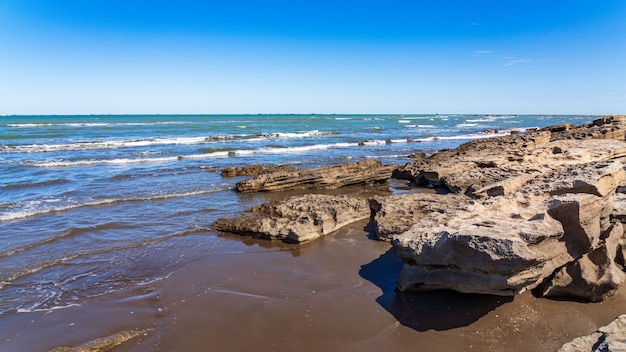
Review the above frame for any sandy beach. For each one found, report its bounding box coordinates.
[3,215,625,351]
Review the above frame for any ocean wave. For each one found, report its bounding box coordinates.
[1,130,340,153]
[28,156,196,167]
[417,130,512,141]
[406,124,437,129]
[229,142,356,156]
[110,166,219,181]
[0,187,232,221]
[2,178,69,190]
[0,222,135,258]
[2,136,209,153]
[19,129,521,168]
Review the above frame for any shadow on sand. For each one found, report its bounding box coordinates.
[359,248,513,331]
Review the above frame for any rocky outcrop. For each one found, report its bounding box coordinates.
[558,314,626,352]
[392,130,553,194]
[393,117,626,198]
[368,193,471,241]
[221,164,297,177]
[535,222,625,302]
[387,158,626,298]
[550,115,626,141]
[371,117,626,301]
[236,160,396,192]
[213,194,370,243]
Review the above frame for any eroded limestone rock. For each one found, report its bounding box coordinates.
[236,160,396,193]
[213,194,370,243]
[378,118,626,300]
[221,164,297,177]
[368,193,474,241]
[535,222,625,302]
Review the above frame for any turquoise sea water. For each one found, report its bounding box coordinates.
[0,114,598,316]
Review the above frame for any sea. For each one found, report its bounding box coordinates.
[0,114,601,349]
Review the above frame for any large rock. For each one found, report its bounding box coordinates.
[236,160,396,192]
[393,128,626,198]
[392,131,553,194]
[536,222,625,302]
[388,160,626,297]
[391,195,572,295]
[381,115,626,301]
[558,314,626,352]
[212,194,370,243]
[368,193,474,241]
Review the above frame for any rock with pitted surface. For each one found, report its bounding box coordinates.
[368,193,472,241]
[213,194,370,243]
[558,314,626,352]
[535,222,625,302]
[221,164,297,177]
[393,117,626,198]
[236,160,396,193]
[387,157,626,298]
[375,117,626,301]
[549,115,626,141]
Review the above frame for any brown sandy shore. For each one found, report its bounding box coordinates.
[2,198,625,352]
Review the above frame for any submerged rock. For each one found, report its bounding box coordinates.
[235,160,396,193]
[213,194,370,243]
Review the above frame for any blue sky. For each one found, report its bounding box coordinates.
[1,1,625,115]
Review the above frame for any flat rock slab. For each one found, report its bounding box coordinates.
[213,194,370,243]
[236,160,396,192]
[221,164,297,177]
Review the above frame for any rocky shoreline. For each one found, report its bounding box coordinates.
[213,115,626,350]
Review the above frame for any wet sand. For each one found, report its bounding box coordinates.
[146,220,626,352]
[3,213,625,351]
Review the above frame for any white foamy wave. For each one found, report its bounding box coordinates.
[0,187,232,221]
[16,303,81,313]
[406,124,436,129]
[456,123,479,128]
[229,142,355,156]
[415,130,513,142]
[3,136,211,153]
[26,151,233,167]
[274,130,338,138]
[2,130,338,154]
[358,140,388,146]
[398,120,411,124]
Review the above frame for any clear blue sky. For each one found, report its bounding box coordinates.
[1,0,625,115]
